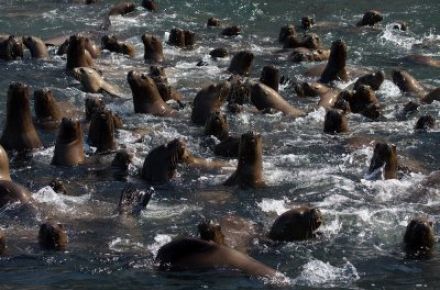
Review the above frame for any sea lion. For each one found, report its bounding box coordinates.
[367,142,398,180]
[294,82,340,109]
[22,36,48,58]
[141,0,158,11]
[222,26,241,36]
[56,36,100,58]
[142,34,164,63]
[0,231,5,255]
[301,16,315,30]
[38,222,68,251]
[345,85,381,119]
[226,75,250,108]
[155,237,280,280]
[0,82,42,152]
[421,88,440,104]
[319,39,348,83]
[214,137,240,158]
[356,10,383,27]
[205,112,229,141]
[415,115,435,131]
[66,35,94,72]
[102,2,136,30]
[289,47,330,63]
[168,28,195,48]
[49,179,68,195]
[73,67,123,98]
[33,88,63,130]
[101,35,135,57]
[0,35,23,60]
[279,24,296,43]
[52,118,85,167]
[392,70,427,98]
[353,71,385,91]
[283,33,321,50]
[127,70,176,116]
[0,179,32,208]
[111,149,133,177]
[148,66,184,108]
[88,110,116,153]
[198,220,226,246]
[207,17,221,27]
[141,139,190,185]
[118,185,153,215]
[324,109,348,134]
[209,48,228,58]
[268,207,322,241]
[85,96,106,121]
[260,65,280,92]
[228,51,254,76]
[404,218,435,259]
[224,132,265,189]
[402,55,440,68]
[191,81,230,125]
[251,82,305,118]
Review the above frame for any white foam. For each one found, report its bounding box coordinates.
[147,234,173,257]
[257,198,289,215]
[108,237,145,253]
[32,186,91,213]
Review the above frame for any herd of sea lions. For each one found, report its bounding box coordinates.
[0,0,439,285]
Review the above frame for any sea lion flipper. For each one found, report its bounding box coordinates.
[101,81,123,98]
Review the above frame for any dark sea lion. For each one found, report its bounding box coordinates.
[367,142,398,180]
[0,231,5,255]
[191,81,230,125]
[141,0,158,11]
[66,35,94,72]
[0,179,32,208]
[353,71,385,91]
[38,222,68,251]
[283,33,321,50]
[56,36,100,58]
[127,70,176,116]
[279,24,296,43]
[155,237,280,280]
[52,118,85,167]
[0,35,23,60]
[324,110,348,134]
[88,110,116,153]
[111,149,133,177]
[205,112,229,141]
[73,67,123,98]
[301,16,315,30]
[404,218,435,259]
[22,36,48,58]
[319,39,348,83]
[118,186,153,215]
[101,35,135,57]
[228,50,254,76]
[207,17,221,27]
[85,96,106,121]
[402,55,440,68]
[392,70,427,98]
[49,179,68,195]
[224,132,265,189]
[149,66,184,107]
[198,220,226,246]
[345,85,381,119]
[415,115,435,131]
[251,82,305,118]
[141,139,190,185]
[102,1,136,30]
[168,28,195,48]
[222,26,241,36]
[0,82,42,152]
[33,88,62,130]
[356,10,383,27]
[209,48,228,58]
[421,88,440,104]
[259,65,280,92]
[289,47,330,63]
[214,137,240,158]
[142,34,164,63]
[268,207,322,241]
[226,75,250,107]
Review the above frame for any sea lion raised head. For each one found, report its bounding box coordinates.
[148,66,184,107]
[111,149,133,172]
[191,81,230,125]
[38,222,68,251]
[0,82,42,152]
[141,138,190,185]
[109,1,136,15]
[222,26,241,37]
[34,88,62,129]
[142,0,158,11]
[207,17,221,27]
[52,118,85,166]
[85,96,105,121]
[209,48,228,58]
[228,50,254,76]
[278,24,296,43]
[118,185,153,215]
[66,34,94,72]
[415,115,435,131]
[356,10,383,27]
[101,35,135,57]
[198,220,226,246]
[260,65,280,92]
[0,145,11,181]
[324,109,348,134]
[22,36,49,58]
[392,70,426,97]
[404,218,435,259]
[88,110,116,153]
[368,142,398,180]
[301,16,315,30]
[205,112,229,141]
[319,39,348,83]
[354,71,385,91]
[0,35,23,60]
[224,131,265,189]
[269,207,322,241]
[141,34,164,63]
[347,85,381,119]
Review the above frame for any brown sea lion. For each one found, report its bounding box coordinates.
[168,28,196,48]
[214,137,240,158]
[207,17,221,27]
[222,26,241,37]
[127,70,176,116]
[279,24,296,43]
[260,65,280,92]
[367,142,398,180]
[0,180,32,208]
[415,115,435,131]
[289,47,330,63]
[324,110,348,134]
[118,185,153,215]
[66,35,94,72]
[141,139,190,185]
[301,16,315,30]
[268,207,322,241]
[226,75,250,108]
[22,36,48,58]
[191,81,230,125]
[38,222,68,251]
[85,96,106,121]
[155,237,280,280]
[56,36,100,58]
[209,48,228,58]
[228,51,254,76]
[49,179,68,195]
[224,132,265,189]
[0,35,23,60]
[141,0,158,11]
[421,88,440,104]
[319,39,348,83]
[345,85,381,119]
[251,82,305,118]
[102,2,136,30]
[88,110,116,153]
[205,112,229,141]
[402,55,440,68]
[392,70,427,98]
[215,215,260,253]
[142,34,164,63]
[353,70,385,91]
[0,231,5,255]
[52,118,85,167]
[33,88,63,130]
[73,67,123,98]
[101,35,135,57]
[0,82,42,152]
[149,66,184,108]
[294,82,340,109]
[404,218,435,259]
[198,220,226,246]
[283,33,321,50]
[356,10,383,27]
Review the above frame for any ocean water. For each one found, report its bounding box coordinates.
[0,0,440,289]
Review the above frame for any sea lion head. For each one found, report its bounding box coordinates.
[238,131,262,162]
[357,10,383,27]
[88,110,116,153]
[260,65,280,92]
[141,34,164,63]
[222,25,241,37]
[278,24,296,43]
[368,142,398,179]
[415,115,435,131]
[404,218,435,258]
[38,222,68,251]
[111,149,133,171]
[56,118,82,145]
[127,70,155,94]
[349,85,381,119]
[301,16,315,30]
[205,112,229,141]
[2,35,23,60]
[0,145,11,181]
[168,28,186,47]
[118,185,153,215]
[354,70,385,91]
[392,70,418,93]
[85,96,105,121]
[101,35,118,48]
[324,109,349,134]
[52,118,84,166]
[302,33,321,49]
[34,88,62,124]
[209,47,228,58]
[142,0,158,11]
[49,179,67,195]
[167,138,191,163]
[184,30,196,47]
[198,220,226,246]
[207,17,221,27]
[228,50,254,76]
[329,39,347,69]
[66,34,91,71]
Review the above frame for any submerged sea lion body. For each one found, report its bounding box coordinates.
[402,55,440,68]
[22,36,48,58]
[52,118,85,166]
[228,51,254,76]
[33,88,63,130]
[422,88,440,104]
[0,180,32,208]
[392,70,427,98]
[324,110,348,134]
[38,222,68,251]
[191,82,230,125]
[356,10,383,27]
[73,67,123,98]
